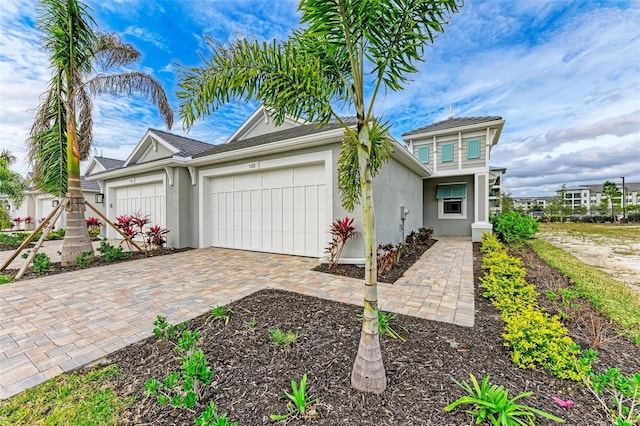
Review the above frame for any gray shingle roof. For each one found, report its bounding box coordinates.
[81,176,100,192]
[149,129,215,157]
[194,118,356,159]
[94,156,125,171]
[402,116,503,136]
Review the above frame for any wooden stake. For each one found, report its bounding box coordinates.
[14,198,69,280]
[1,201,65,272]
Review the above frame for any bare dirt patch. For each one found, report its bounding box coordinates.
[538,227,640,292]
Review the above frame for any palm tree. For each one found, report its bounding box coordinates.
[178,0,459,394]
[0,149,26,210]
[28,0,173,266]
[602,180,621,221]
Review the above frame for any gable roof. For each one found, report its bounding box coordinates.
[93,156,125,170]
[402,116,503,137]
[226,106,308,143]
[147,129,215,157]
[194,117,357,159]
[121,129,215,168]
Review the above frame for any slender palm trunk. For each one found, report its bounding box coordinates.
[351,125,386,394]
[61,114,92,266]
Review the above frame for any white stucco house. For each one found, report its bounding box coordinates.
[84,107,505,263]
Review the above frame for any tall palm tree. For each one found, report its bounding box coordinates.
[178,0,459,394]
[28,0,173,266]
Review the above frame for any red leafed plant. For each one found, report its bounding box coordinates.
[114,213,168,252]
[86,217,103,237]
[115,214,133,229]
[86,216,103,229]
[24,216,32,225]
[325,217,359,268]
[146,225,169,248]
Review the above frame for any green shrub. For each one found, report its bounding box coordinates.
[32,253,53,274]
[0,232,22,246]
[444,373,565,424]
[0,275,14,284]
[0,209,12,229]
[76,251,93,268]
[479,233,504,255]
[503,307,584,381]
[97,241,132,262]
[479,235,584,382]
[493,211,539,244]
[46,228,65,240]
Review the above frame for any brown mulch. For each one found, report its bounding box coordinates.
[312,239,437,283]
[71,242,639,425]
[3,247,193,281]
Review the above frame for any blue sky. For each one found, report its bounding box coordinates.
[1,0,638,196]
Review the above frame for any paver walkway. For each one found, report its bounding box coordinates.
[0,237,473,399]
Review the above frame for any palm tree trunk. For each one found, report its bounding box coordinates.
[61,115,92,266]
[351,126,387,394]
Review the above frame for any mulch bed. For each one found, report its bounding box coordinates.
[73,242,639,425]
[3,247,193,281]
[312,239,437,283]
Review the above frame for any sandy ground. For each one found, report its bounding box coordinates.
[538,229,640,294]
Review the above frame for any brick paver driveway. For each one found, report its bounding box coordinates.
[0,237,473,399]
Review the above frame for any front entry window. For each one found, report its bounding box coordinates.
[443,199,462,214]
[437,183,467,219]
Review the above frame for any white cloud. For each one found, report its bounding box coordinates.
[1,0,638,198]
[123,26,168,51]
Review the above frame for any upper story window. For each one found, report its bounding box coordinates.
[441,143,454,162]
[417,146,429,164]
[467,139,481,159]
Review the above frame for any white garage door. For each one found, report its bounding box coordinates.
[114,181,165,227]
[208,164,326,257]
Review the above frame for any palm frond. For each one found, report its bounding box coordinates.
[0,156,26,208]
[178,36,344,129]
[28,75,68,196]
[337,119,393,211]
[0,149,17,165]
[93,32,140,70]
[38,0,97,77]
[338,128,361,211]
[75,85,94,160]
[86,72,174,129]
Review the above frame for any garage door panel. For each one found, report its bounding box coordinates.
[262,168,292,187]
[208,164,325,256]
[114,181,166,240]
[235,173,260,190]
[293,164,323,185]
[211,176,232,192]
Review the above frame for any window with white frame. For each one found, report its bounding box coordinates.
[437,183,467,219]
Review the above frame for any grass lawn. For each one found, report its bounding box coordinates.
[0,366,133,425]
[529,238,640,344]
[540,222,640,243]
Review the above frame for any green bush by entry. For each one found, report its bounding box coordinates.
[493,211,539,244]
